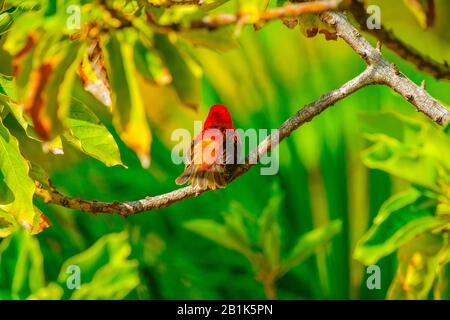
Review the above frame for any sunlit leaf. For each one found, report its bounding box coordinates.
[0,118,35,231]
[27,283,63,300]
[403,0,435,29]
[78,42,112,108]
[58,231,139,300]
[434,251,450,300]
[238,0,270,23]
[102,31,152,167]
[64,100,124,167]
[387,232,444,299]
[0,208,16,238]
[0,229,45,299]
[354,188,443,265]
[360,112,450,191]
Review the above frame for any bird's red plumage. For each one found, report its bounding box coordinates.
[175,104,241,190]
[203,104,234,130]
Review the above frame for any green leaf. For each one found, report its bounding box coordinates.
[403,0,435,29]
[0,73,15,98]
[28,161,50,188]
[434,249,450,300]
[185,219,254,259]
[70,260,139,300]
[281,220,342,274]
[258,193,282,269]
[102,30,152,167]
[387,232,444,299]
[154,34,202,110]
[0,229,45,299]
[354,188,443,265]
[0,118,35,231]
[360,112,450,191]
[58,232,139,300]
[64,100,124,167]
[0,8,21,36]
[41,40,83,140]
[0,208,17,238]
[27,283,64,300]
[134,39,172,86]
[224,209,251,249]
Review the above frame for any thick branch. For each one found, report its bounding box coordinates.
[348,0,450,80]
[35,67,375,217]
[320,11,450,125]
[35,11,450,216]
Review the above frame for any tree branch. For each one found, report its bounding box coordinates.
[145,1,342,31]
[320,11,450,125]
[34,11,450,216]
[348,0,450,80]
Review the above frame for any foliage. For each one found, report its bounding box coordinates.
[185,186,342,298]
[0,230,138,299]
[0,0,449,300]
[355,113,450,299]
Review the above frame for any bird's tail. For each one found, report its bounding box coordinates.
[175,164,226,190]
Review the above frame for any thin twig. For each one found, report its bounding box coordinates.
[34,11,450,216]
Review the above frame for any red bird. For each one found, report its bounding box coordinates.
[176,104,241,190]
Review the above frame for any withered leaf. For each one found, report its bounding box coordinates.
[23,63,53,141]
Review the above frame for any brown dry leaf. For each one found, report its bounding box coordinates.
[78,41,112,108]
[30,206,51,235]
[298,13,337,40]
[22,63,54,141]
[12,34,37,77]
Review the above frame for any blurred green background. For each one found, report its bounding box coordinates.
[1,0,450,300]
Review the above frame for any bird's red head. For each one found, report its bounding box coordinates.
[203,104,234,130]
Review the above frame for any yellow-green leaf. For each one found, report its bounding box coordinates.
[64,100,124,167]
[387,232,444,299]
[403,0,435,29]
[155,34,202,110]
[102,31,152,167]
[354,188,442,265]
[0,208,17,238]
[0,119,35,231]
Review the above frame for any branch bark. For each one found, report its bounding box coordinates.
[348,0,450,80]
[320,11,450,125]
[34,11,450,216]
